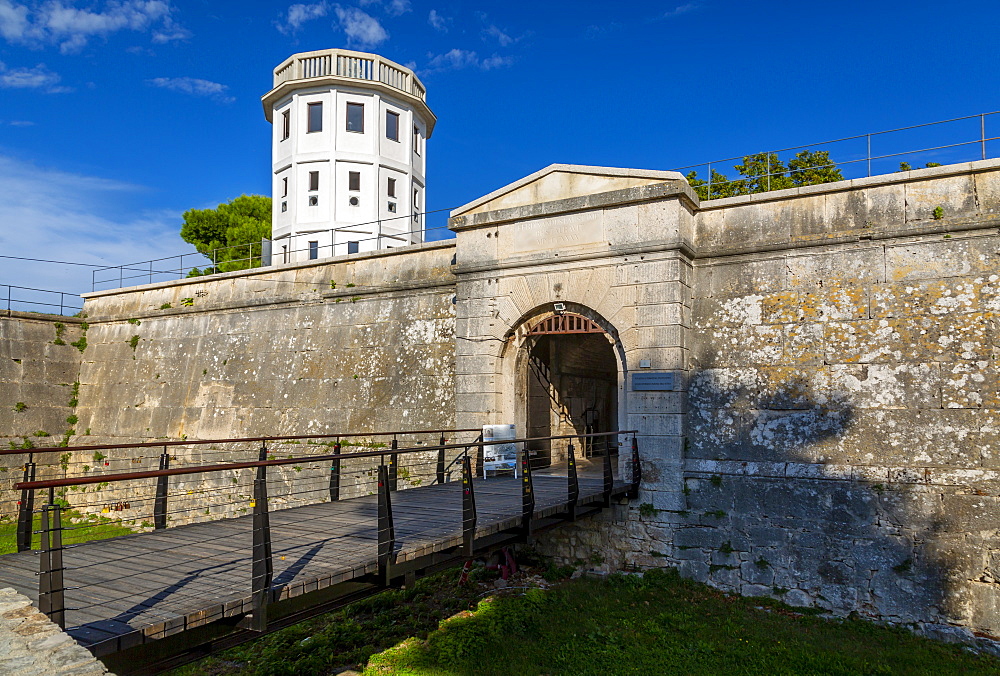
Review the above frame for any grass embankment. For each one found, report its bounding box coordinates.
[172,563,999,676]
[0,511,136,555]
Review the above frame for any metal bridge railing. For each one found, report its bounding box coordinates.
[10,429,639,636]
[2,284,83,316]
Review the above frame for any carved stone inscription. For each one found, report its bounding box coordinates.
[508,211,604,255]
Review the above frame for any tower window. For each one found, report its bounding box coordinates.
[386,110,399,141]
[348,241,359,254]
[413,126,420,155]
[387,177,396,198]
[307,102,323,133]
[308,241,318,260]
[281,177,288,197]
[346,102,364,132]
[281,110,290,140]
[308,195,318,206]
[349,196,360,207]
[388,201,396,212]
[309,171,319,191]
[349,171,360,191]
[281,201,287,212]
[413,188,420,222]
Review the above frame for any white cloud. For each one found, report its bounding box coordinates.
[147,76,234,103]
[0,62,69,92]
[358,0,408,16]
[0,0,29,41]
[427,9,448,32]
[276,1,327,35]
[480,53,512,70]
[8,119,35,125]
[0,154,197,296]
[483,24,513,46]
[659,2,699,19]
[422,49,513,74]
[151,16,190,42]
[334,6,387,47]
[0,0,187,53]
[385,0,410,17]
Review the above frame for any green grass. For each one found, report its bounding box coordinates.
[0,511,137,555]
[169,569,493,676]
[365,569,998,676]
[167,564,999,676]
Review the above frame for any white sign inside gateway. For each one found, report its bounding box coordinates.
[482,424,517,476]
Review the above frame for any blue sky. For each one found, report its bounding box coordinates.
[1,0,999,295]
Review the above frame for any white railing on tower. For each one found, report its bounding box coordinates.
[272,49,426,102]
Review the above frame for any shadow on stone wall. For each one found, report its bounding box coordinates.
[677,367,992,644]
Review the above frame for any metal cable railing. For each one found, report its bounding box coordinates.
[673,110,1000,199]
[1,284,83,316]
[90,208,458,292]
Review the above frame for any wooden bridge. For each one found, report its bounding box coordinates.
[1,430,638,674]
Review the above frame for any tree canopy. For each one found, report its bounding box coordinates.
[686,149,844,201]
[180,194,272,275]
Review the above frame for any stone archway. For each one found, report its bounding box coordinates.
[499,304,627,468]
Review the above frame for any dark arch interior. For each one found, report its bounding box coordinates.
[524,332,619,467]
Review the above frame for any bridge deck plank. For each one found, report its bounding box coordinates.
[0,474,629,652]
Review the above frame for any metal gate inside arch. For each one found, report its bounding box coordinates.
[523,313,620,468]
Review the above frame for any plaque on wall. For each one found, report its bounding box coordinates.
[632,372,675,391]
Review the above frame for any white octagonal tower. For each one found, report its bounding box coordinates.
[262,49,436,263]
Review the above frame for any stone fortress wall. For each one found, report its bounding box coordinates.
[0,243,459,522]
[2,160,998,646]
[0,313,85,514]
[530,160,1000,647]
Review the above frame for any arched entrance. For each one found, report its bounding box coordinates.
[519,312,620,467]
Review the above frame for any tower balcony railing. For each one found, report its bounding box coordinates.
[273,49,426,101]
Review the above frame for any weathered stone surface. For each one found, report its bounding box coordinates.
[0,587,113,675]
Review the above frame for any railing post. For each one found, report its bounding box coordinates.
[153,447,170,530]
[16,455,35,552]
[867,134,872,177]
[38,497,65,628]
[462,453,476,556]
[388,437,398,491]
[521,443,534,538]
[476,436,485,479]
[329,440,341,501]
[982,114,988,161]
[603,436,614,507]
[377,464,395,583]
[628,434,641,499]
[567,441,579,521]
[436,434,446,484]
[249,444,273,632]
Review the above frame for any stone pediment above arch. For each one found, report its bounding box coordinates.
[450,164,685,219]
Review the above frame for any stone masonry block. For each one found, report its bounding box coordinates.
[904,175,979,222]
[709,258,787,297]
[786,247,884,289]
